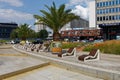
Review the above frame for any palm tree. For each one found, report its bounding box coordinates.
[17,24,32,40]
[34,2,79,41]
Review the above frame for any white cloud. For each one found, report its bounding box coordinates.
[66,0,94,7]
[0,0,23,7]
[0,9,34,24]
[66,0,94,20]
[71,5,88,20]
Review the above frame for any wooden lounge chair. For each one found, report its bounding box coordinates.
[62,47,76,57]
[78,49,100,62]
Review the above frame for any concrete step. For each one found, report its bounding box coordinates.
[0,62,49,79]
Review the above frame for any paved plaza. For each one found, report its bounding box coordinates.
[0,44,120,80]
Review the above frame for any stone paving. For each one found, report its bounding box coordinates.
[0,45,104,80]
[0,44,120,80]
[4,65,103,80]
[14,44,120,80]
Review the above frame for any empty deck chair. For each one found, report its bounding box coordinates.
[62,47,76,57]
[78,49,100,62]
[36,44,42,52]
[30,44,36,51]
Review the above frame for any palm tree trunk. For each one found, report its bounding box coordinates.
[53,32,61,41]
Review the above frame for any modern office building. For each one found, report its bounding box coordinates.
[0,23,18,39]
[96,0,120,40]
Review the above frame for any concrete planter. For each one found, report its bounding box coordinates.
[51,41,62,54]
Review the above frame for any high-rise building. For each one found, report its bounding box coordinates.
[95,0,120,40]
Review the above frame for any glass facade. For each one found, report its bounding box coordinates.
[0,23,18,38]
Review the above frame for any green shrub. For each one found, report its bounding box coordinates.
[0,40,7,43]
[83,45,94,51]
[62,42,85,49]
[83,40,120,55]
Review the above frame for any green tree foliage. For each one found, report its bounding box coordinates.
[17,24,31,40]
[34,2,79,41]
[10,29,18,39]
[10,23,35,40]
[37,29,48,40]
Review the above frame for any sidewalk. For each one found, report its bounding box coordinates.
[0,45,103,80]
[14,45,120,80]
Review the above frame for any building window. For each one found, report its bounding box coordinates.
[109,8,112,13]
[97,10,99,14]
[103,2,105,7]
[100,2,102,7]
[111,1,115,6]
[100,9,102,14]
[106,8,109,13]
[111,8,115,13]
[112,16,115,20]
[109,1,111,6]
[116,0,119,5]
[116,7,119,12]
[103,9,105,14]
[97,3,99,7]
[106,16,109,20]
[119,15,120,20]
[114,15,116,20]
[116,15,118,20]
[119,7,120,12]
[100,17,102,21]
[106,1,108,6]
[103,16,105,21]
[97,17,99,21]
[109,16,111,20]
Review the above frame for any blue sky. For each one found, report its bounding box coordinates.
[0,0,94,29]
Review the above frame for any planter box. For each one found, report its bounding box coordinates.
[52,47,62,54]
[50,41,62,54]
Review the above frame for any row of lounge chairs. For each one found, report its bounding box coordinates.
[61,47,100,62]
[18,43,100,62]
[18,43,50,53]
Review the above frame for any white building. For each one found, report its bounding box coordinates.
[35,20,45,32]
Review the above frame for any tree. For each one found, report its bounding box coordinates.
[37,29,48,40]
[17,24,33,40]
[10,29,18,39]
[34,2,79,41]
